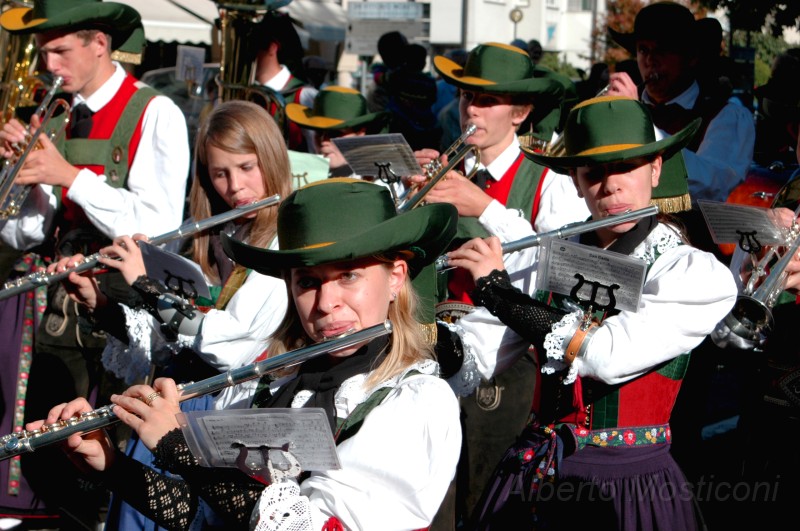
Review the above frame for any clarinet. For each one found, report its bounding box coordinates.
[0,321,393,461]
[0,194,281,301]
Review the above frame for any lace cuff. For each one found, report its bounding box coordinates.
[542,311,585,384]
[152,428,199,470]
[472,269,566,347]
[252,481,313,531]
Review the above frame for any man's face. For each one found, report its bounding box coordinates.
[36,30,104,97]
[458,90,527,156]
[636,39,695,104]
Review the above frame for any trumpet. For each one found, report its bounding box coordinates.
[0,75,70,219]
[397,124,481,212]
[0,320,393,461]
[711,176,800,350]
[0,194,281,301]
[434,205,659,271]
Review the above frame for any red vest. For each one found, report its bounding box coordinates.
[60,74,150,230]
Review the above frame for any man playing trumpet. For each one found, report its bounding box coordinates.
[606,1,754,203]
[0,1,189,528]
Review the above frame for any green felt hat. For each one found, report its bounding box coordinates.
[608,1,698,56]
[222,178,458,279]
[286,86,389,132]
[0,0,145,63]
[522,96,700,213]
[434,42,563,98]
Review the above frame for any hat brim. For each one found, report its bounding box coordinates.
[0,3,141,54]
[608,27,637,55]
[433,55,561,95]
[222,202,458,279]
[285,102,389,132]
[522,117,702,175]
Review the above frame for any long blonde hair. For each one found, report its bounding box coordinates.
[190,100,293,283]
[268,256,433,387]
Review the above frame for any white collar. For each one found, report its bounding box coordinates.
[72,61,127,113]
[464,136,521,182]
[642,80,699,110]
[261,65,292,92]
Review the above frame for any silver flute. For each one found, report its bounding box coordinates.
[0,194,281,301]
[0,320,393,461]
[435,205,659,271]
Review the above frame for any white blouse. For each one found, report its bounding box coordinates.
[103,239,287,410]
[449,222,738,395]
[253,360,461,531]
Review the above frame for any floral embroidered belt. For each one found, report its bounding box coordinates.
[570,423,671,449]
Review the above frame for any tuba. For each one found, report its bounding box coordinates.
[215,1,291,139]
[711,170,800,350]
[0,8,41,125]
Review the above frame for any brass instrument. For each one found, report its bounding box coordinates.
[0,19,40,125]
[0,75,70,219]
[215,2,289,138]
[0,320,393,461]
[397,124,481,212]
[0,194,281,301]
[434,205,659,271]
[711,173,800,350]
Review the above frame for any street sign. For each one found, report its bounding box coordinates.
[345,19,426,57]
[348,2,424,20]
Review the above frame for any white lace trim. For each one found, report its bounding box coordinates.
[100,303,197,385]
[542,310,582,385]
[630,223,682,265]
[251,481,312,531]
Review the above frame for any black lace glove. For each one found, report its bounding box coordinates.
[435,321,464,379]
[472,269,567,348]
[153,429,266,527]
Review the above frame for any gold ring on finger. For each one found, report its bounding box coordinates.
[145,391,160,406]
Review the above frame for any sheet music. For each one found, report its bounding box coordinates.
[333,133,422,179]
[698,200,783,246]
[139,242,211,299]
[537,239,647,313]
[178,408,340,471]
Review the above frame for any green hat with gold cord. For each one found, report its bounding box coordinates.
[286,86,390,133]
[0,0,145,64]
[522,95,700,213]
[222,178,458,280]
[434,42,563,98]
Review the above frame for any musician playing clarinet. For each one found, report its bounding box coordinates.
[29,179,462,531]
[445,96,738,530]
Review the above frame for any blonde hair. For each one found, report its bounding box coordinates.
[267,257,433,388]
[190,100,293,283]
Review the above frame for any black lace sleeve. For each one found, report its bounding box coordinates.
[152,429,266,527]
[472,269,567,348]
[100,448,197,531]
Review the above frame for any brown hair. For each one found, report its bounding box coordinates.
[190,100,293,283]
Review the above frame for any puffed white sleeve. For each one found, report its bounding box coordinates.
[193,270,288,372]
[566,246,737,384]
[65,95,190,238]
[0,184,57,250]
[300,375,461,530]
